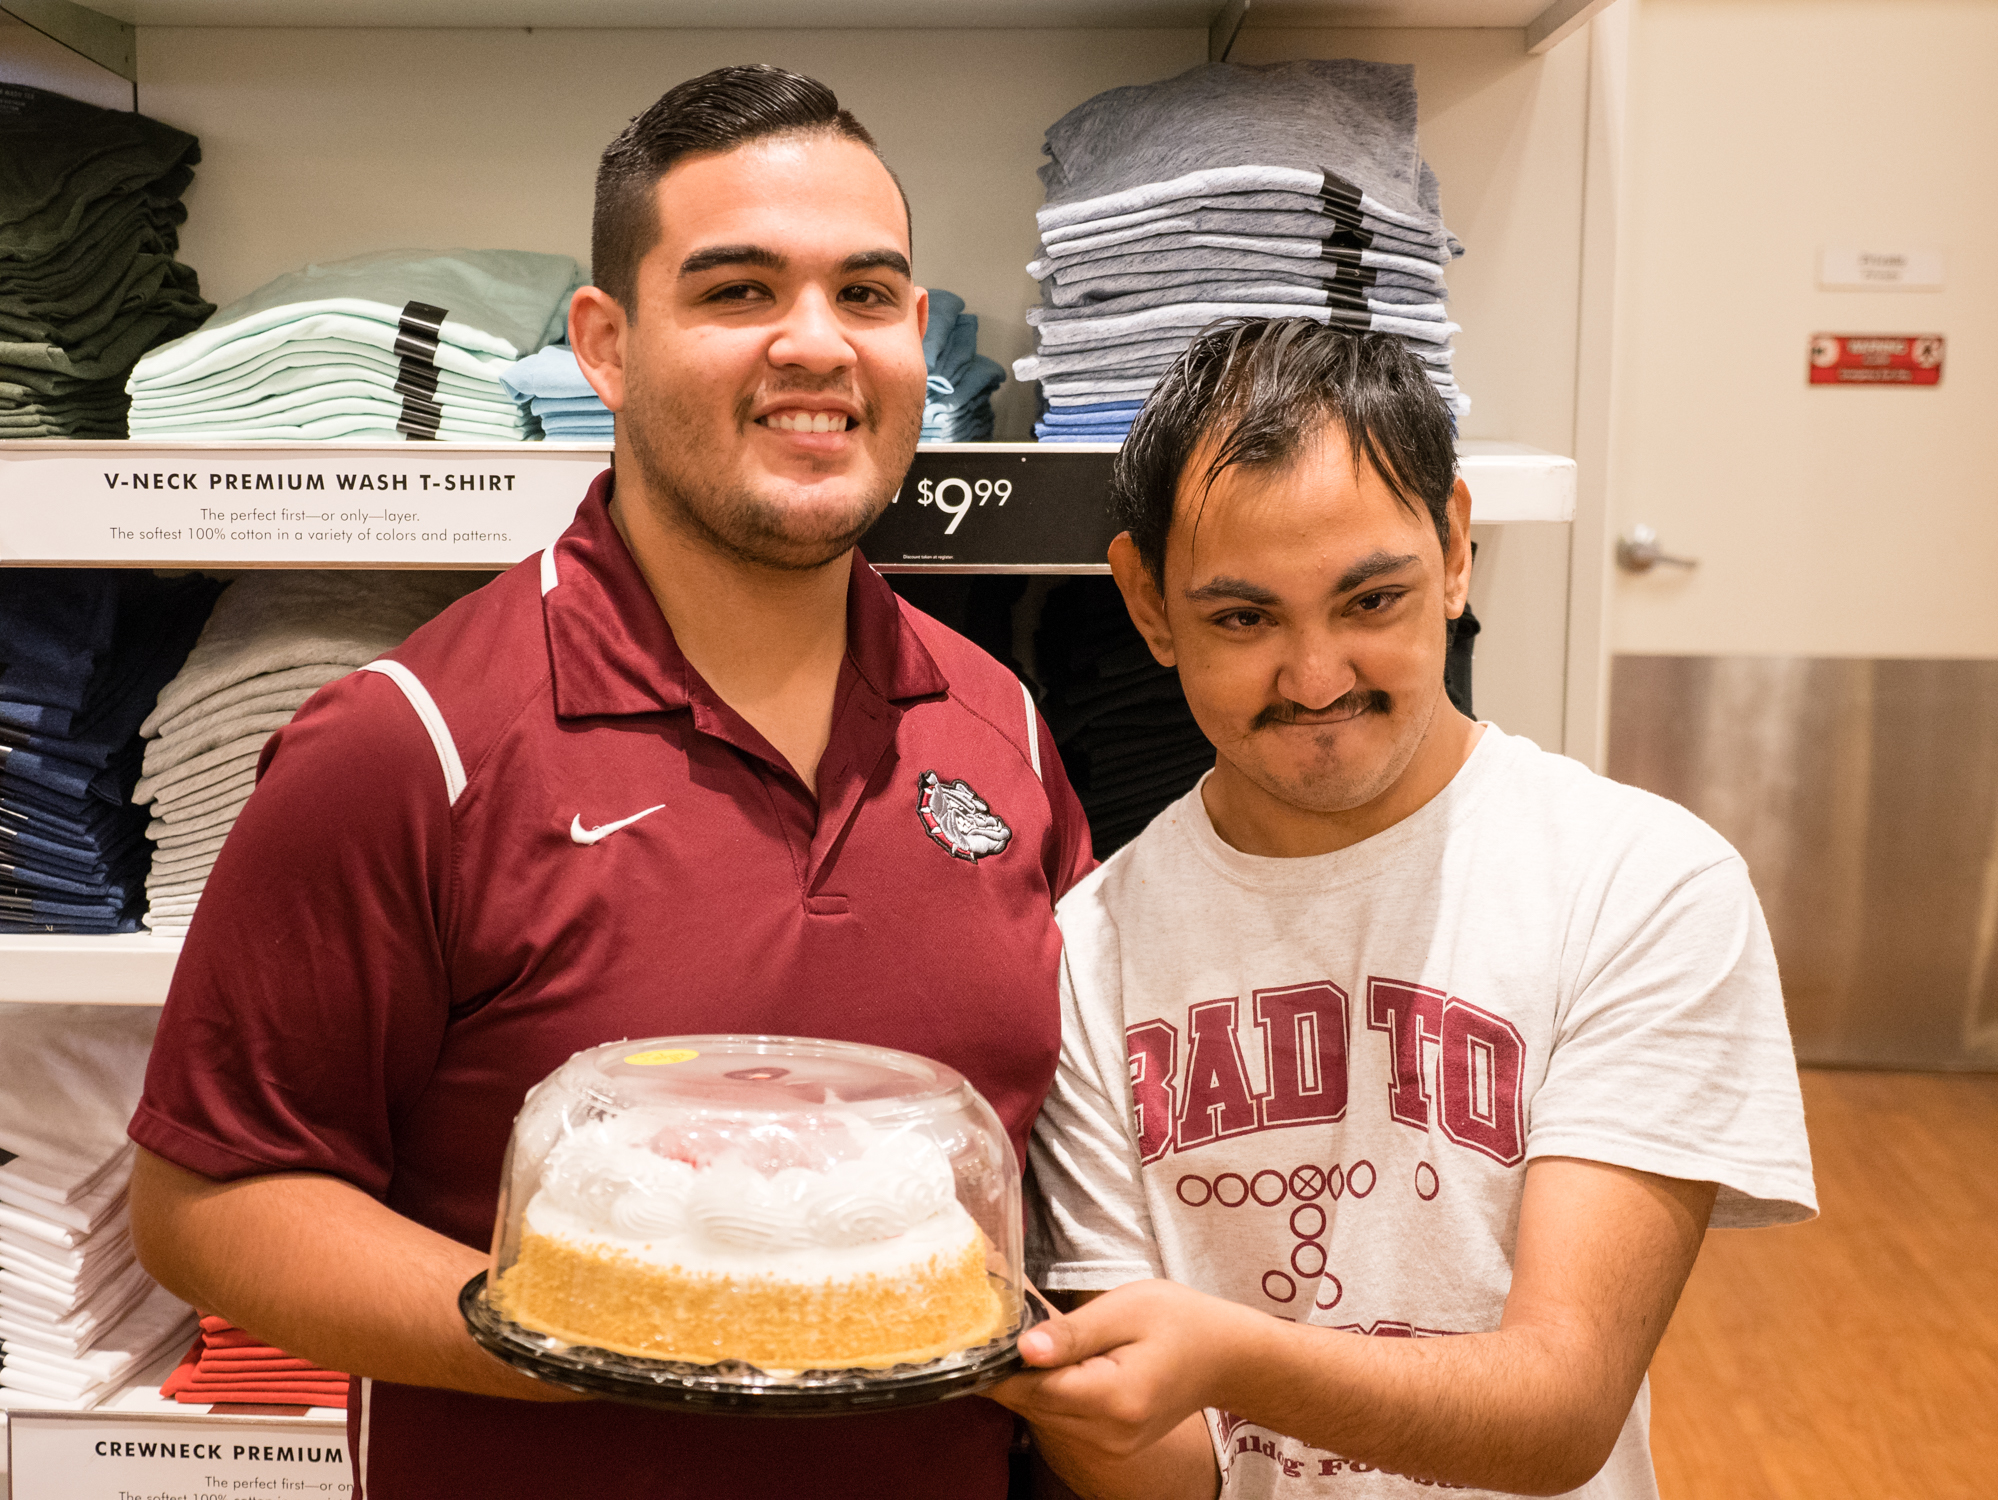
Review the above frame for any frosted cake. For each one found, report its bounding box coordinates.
[492,1111,1004,1370]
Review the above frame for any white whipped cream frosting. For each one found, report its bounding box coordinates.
[527,1112,963,1257]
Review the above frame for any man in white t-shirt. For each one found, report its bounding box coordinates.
[992,318,1816,1500]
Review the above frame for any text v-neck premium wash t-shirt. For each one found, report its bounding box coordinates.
[1029,728,1815,1500]
[130,472,1094,1500]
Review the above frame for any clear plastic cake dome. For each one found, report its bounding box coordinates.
[468,1035,1034,1410]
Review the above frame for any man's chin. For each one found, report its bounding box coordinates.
[1227,732,1411,817]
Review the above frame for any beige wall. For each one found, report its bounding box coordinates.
[1611,0,1998,657]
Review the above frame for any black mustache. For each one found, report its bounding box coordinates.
[1251,689,1391,732]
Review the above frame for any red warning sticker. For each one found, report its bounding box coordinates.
[1808,334,1944,385]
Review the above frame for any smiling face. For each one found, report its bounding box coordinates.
[1110,421,1476,856]
[573,131,927,571]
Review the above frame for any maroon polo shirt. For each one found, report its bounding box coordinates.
[129,472,1093,1500]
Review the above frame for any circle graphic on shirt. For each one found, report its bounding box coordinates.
[1290,1203,1326,1241]
[1291,1240,1328,1278]
[1346,1160,1377,1199]
[1327,1164,1346,1200]
[622,1048,699,1066]
[1289,1165,1326,1200]
[916,770,1014,862]
[1176,1174,1213,1208]
[1262,1271,1298,1304]
[1415,1162,1440,1201]
[1251,1170,1288,1206]
[1314,1275,1344,1312]
[1213,1172,1250,1208]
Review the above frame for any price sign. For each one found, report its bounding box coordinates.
[7,1409,349,1500]
[861,445,1120,570]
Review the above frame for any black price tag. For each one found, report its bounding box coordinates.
[861,447,1120,571]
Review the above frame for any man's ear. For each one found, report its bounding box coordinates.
[568,285,628,413]
[1442,475,1474,619]
[1108,532,1177,669]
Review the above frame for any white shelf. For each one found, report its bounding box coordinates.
[0,438,1574,571]
[80,1,1582,32]
[0,934,182,1006]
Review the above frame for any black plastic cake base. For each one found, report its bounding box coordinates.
[459,1271,1047,1416]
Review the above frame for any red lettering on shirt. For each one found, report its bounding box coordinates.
[1175,998,1260,1150]
[1125,1019,1180,1163]
[1365,978,1446,1132]
[1254,981,1349,1128]
[1438,999,1527,1165]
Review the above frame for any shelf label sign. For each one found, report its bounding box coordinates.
[0,447,610,566]
[1807,334,1943,386]
[864,448,1120,569]
[7,1410,349,1500]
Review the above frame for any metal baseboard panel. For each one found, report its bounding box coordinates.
[1609,656,1998,1071]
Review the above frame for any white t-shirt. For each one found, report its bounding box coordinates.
[1029,727,1816,1500]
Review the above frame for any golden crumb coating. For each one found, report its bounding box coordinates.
[494,1230,1004,1370]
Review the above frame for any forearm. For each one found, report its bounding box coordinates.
[1217,1314,1621,1495]
[1035,1412,1217,1500]
[129,1147,578,1403]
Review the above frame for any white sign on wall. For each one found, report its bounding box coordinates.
[0,442,610,567]
[1818,246,1945,291]
[8,1410,349,1500]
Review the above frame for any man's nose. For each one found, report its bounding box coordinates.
[1275,631,1357,712]
[768,286,854,373]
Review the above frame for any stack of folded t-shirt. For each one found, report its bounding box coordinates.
[1,571,223,933]
[0,83,213,439]
[0,1005,198,1411]
[1017,60,1468,442]
[136,570,483,933]
[499,341,610,441]
[159,1315,350,1410]
[922,290,1005,442]
[126,248,582,442]
[1034,579,1213,856]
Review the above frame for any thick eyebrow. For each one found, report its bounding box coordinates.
[676,245,912,281]
[1184,575,1282,606]
[1334,550,1421,595]
[678,244,785,278]
[839,249,912,278]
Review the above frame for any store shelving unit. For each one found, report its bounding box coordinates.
[0,3,1626,1464]
[0,0,1624,1006]
[0,438,1575,571]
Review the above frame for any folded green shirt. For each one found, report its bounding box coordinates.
[132,247,584,390]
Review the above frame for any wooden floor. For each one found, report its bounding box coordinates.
[1649,1069,1998,1499]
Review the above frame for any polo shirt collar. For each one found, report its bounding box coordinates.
[543,471,948,723]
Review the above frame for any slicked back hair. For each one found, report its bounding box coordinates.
[1110,319,1458,585]
[592,64,901,313]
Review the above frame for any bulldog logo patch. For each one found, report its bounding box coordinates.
[917,771,1013,863]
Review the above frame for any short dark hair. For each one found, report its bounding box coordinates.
[1111,319,1458,584]
[592,64,898,312]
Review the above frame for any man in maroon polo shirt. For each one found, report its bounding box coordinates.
[127,67,1091,1498]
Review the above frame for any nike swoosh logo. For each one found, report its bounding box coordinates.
[569,804,665,846]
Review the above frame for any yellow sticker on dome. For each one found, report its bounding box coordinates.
[624,1048,699,1066]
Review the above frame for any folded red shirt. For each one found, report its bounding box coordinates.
[162,1317,351,1411]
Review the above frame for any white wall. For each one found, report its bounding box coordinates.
[1610,0,1998,658]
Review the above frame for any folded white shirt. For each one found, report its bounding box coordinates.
[0,1152,132,1234]
[0,1280,195,1405]
[0,1220,131,1279]
[1,1254,157,1345]
[0,1005,155,1209]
